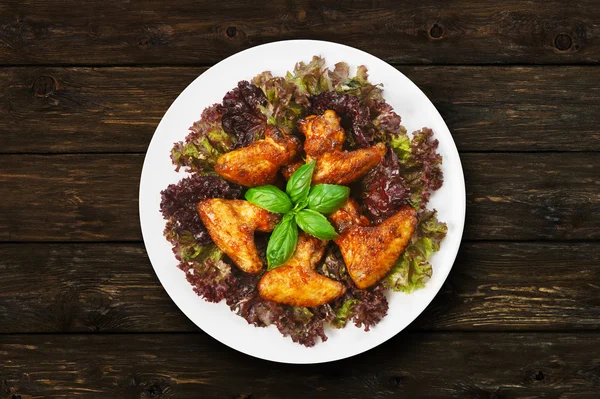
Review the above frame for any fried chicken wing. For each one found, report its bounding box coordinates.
[198,199,280,274]
[215,125,301,187]
[281,160,304,181]
[330,199,417,289]
[297,110,386,185]
[258,233,346,306]
[312,144,386,185]
[328,198,371,234]
[299,110,345,155]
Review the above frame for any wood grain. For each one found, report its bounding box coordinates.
[0,153,598,242]
[0,242,598,333]
[1,1,599,65]
[1,333,599,398]
[2,66,600,153]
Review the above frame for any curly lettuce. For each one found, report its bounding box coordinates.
[252,71,308,134]
[390,127,443,209]
[221,81,268,148]
[285,55,332,95]
[171,104,235,173]
[162,56,448,346]
[384,210,447,293]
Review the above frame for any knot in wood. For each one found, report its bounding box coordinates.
[226,26,238,37]
[554,34,572,51]
[388,375,403,388]
[429,24,444,39]
[534,370,545,381]
[143,384,163,397]
[32,75,57,97]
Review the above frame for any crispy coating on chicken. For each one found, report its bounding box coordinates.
[299,110,346,155]
[312,144,386,185]
[328,198,371,234]
[215,125,301,187]
[297,110,386,185]
[280,160,304,181]
[330,199,417,289]
[258,233,346,306]
[198,199,280,274]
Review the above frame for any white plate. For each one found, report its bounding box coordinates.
[139,40,465,364]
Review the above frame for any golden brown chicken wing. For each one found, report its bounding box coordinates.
[280,160,304,181]
[330,199,417,289]
[312,144,386,185]
[297,110,386,185]
[258,233,346,307]
[327,198,371,234]
[198,199,280,274]
[215,125,301,187]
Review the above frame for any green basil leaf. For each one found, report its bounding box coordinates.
[245,185,292,214]
[267,216,298,269]
[307,184,350,215]
[286,159,316,204]
[296,209,339,240]
[293,197,309,212]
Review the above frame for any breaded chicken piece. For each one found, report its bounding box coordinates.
[280,160,304,181]
[198,199,280,274]
[258,233,346,306]
[300,110,346,155]
[330,199,417,289]
[297,110,386,185]
[215,125,301,187]
[312,145,386,185]
[328,198,371,234]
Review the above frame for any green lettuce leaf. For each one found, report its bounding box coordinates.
[165,225,224,263]
[383,210,447,293]
[389,127,443,209]
[331,299,359,328]
[171,104,235,173]
[252,71,307,134]
[285,55,332,95]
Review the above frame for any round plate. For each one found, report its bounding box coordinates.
[139,40,465,364]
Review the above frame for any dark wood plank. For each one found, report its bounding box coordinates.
[0,67,198,153]
[1,1,599,65]
[0,155,141,242]
[415,242,600,331]
[0,244,195,333]
[2,66,600,153]
[402,66,600,152]
[0,243,598,333]
[1,333,599,398]
[1,153,598,242]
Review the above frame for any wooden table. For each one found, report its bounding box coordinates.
[1,1,599,397]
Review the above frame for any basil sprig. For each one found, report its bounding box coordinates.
[307,184,350,215]
[266,214,298,268]
[286,159,316,204]
[245,159,350,269]
[296,209,339,240]
[245,185,292,214]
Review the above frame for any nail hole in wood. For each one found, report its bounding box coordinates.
[535,370,545,381]
[429,24,444,39]
[143,384,163,397]
[32,75,57,97]
[389,376,403,387]
[226,26,238,37]
[554,34,572,51]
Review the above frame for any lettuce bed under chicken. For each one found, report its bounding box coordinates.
[160,56,447,346]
